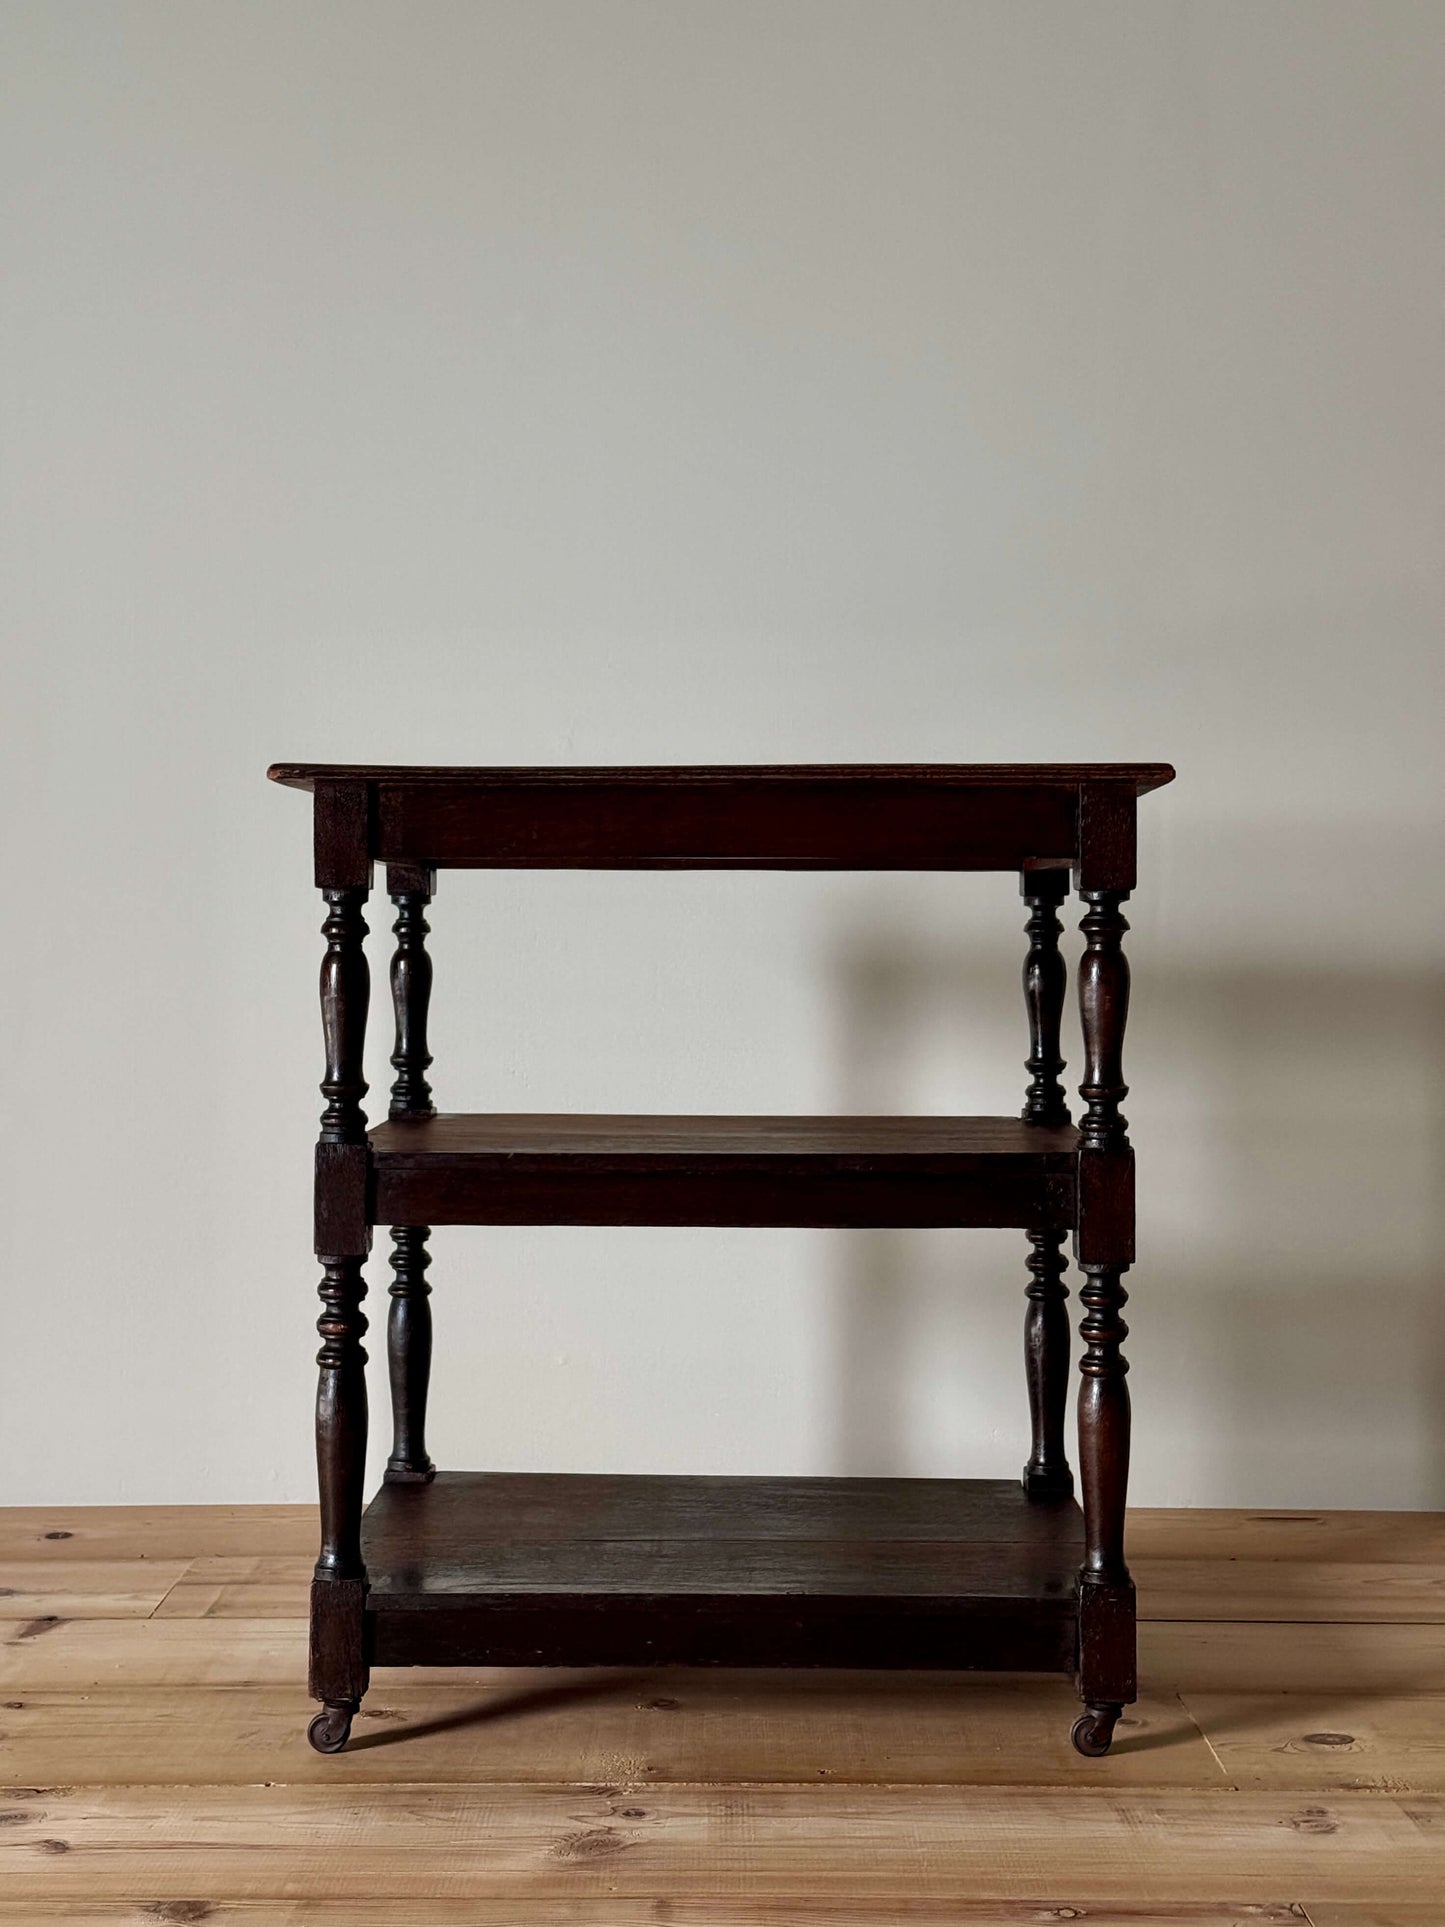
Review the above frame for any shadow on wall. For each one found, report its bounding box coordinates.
[825,927,1445,1510]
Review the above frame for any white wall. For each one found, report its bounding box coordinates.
[2,0,1442,1508]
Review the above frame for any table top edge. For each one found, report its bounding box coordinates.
[268,761,1176,794]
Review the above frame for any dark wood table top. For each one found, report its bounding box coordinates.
[368,1112,1080,1168]
[268,761,1176,795]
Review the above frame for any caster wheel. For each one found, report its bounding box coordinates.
[307,1702,356,1754]
[1071,1704,1121,1757]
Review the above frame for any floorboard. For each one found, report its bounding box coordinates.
[0,1677,1220,1787]
[0,1561,187,1618]
[1,1785,1439,1905]
[0,1905,1318,1925]
[1302,1910,1445,1926]
[0,1506,314,1561]
[1181,1692,1445,1792]
[1141,1621,1445,1694]
[1,1502,1442,1916]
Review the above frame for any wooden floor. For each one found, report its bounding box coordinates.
[1,1503,1443,1922]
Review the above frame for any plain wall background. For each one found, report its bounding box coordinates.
[2,0,1442,1508]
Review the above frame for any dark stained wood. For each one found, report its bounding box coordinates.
[379,865,437,1491]
[1077,891,1131,1151]
[369,1113,1078,1231]
[271,762,1174,874]
[311,854,374,1734]
[369,1534,1079,1601]
[271,758,1170,1754]
[372,1114,1082,1160]
[383,1227,434,1487]
[271,761,1177,793]
[318,890,370,1146]
[311,778,372,891]
[1020,868,1070,1127]
[313,1257,369,1582]
[306,1573,367,1752]
[1075,781,1138,893]
[1072,877,1137,1745]
[307,1575,367,1705]
[362,1473,1081,1673]
[1076,1146,1136,1269]
[370,1598,1078,1672]
[312,850,374,1722]
[386,866,435,1120]
[1076,1264,1131,1591]
[1075,1259,1136,1736]
[312,1142,368,1259]
[1022,1229,1073,1501]
[363,1467,1083,1545]
[376,777,1080,871]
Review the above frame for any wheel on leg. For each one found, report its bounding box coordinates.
[1071,1703,1121,1757]
[307,1700,356,1754]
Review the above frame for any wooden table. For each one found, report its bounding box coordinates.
[268,762,1174,1758]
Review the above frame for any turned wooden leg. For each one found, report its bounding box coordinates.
[309,1254,370,1751]
[314,1255,370,1579]
[1071,884,1136,1751]
[319,888,370,1145]
[1077,1260,1131,1589]
[385,1226,435,1483]
[1022,1229,1073,1499]
[310,872,371,1750]
[1073,1256,1134,1754]
[1019,869,1070,1127]
[1075,888,1133,1587]
[387,865,436,1120]
[383,865,437,1486]
[1077,890,1130,1151]
[1019,870,1073,1501]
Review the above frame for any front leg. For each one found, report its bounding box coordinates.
[310,872,371,1751]
[309,1253,370,1752]
[1072,884,1136,1753]
[1018,868,1073,1501]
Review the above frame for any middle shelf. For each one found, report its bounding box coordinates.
[368,1113,1079,1230]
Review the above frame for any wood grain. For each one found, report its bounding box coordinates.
[5,1503,1435,1566]
[17,1614,1436,1700]
[1181,1694,1445,1792]
[0,1562,186,1618]
[1302,1909,1445,1925]
[0,1677,1217,1789]
[1141,1621,1445,1695]
[4,1504,1444,1915]
[1136,1560,1445,1623]
[267,762,1178,791]
[370,1114,1077,1229]
[1128,1512,1445,1564]
[152,1557,308,1618]
[0,1906,1314,1925]
[0,1616,310,1687]
[1,1785,1437,1904]
[0,1506,314,1561]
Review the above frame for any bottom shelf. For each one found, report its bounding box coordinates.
[362,1470,1082,1672]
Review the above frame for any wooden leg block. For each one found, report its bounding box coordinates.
[1077,1576,1137,1706]
[308,1576,368,1706]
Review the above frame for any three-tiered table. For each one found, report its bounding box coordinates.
[269,761,1173,1757]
